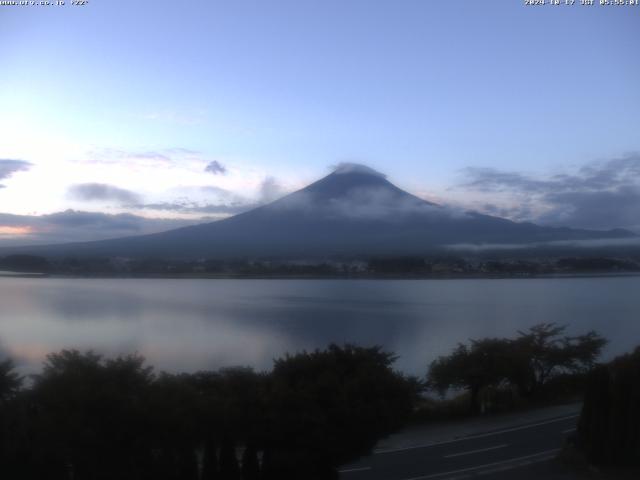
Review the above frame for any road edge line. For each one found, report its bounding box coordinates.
[375,414,579,454]
[400,448,561,480]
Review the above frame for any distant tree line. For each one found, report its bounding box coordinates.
[427,323,607,414]
[0,255,52,273]
[0,344,419,480]
[2,254,639,277]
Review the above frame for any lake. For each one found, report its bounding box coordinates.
[1,276,638,376]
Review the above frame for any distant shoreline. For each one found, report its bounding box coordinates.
[0,271,49,278]
[3,271,639,281]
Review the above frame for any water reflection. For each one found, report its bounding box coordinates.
[0,276,639,375]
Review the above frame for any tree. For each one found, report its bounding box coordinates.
[0,357,24,477]
[511,323,607,397]
[145,372,201,480]
[263,344,421,478]
[578,346,640,466]
[28,350,156,480]
[428,338,514,413]
[240,443,260,480]
[0,345,420,479]
[218,438,240,480]
[0,358,22,404]
[190,367,266,480]
[428,324,607,412]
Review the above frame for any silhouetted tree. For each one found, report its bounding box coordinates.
[578,346,640,466]
[240,443,260,480]
[263,344,420,478]
[0,358,22,404]
[428,324,607,412]
[201,439,220,479]
[1,344,418,479]
[145,372,201,480]
[27,350,155,480]
[191,367,265,479]
[218,438,240,480]
[511,323,606,397]
[428,338,514,413]
[0,357,24,477]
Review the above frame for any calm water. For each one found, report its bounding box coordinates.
[1,276,638,376]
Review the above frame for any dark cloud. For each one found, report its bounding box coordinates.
[44,210,148,230]
[204,161,227,175]
[459,167,552,193]
[132,201,253,215]
[461,155,640,195]
[128,184,255,216]
[131,178,289,217]
[480,202,535,221]
[0,210,206,246]
[199,185,236,196]
[458,154,640,232]
[68,183,141,204]
[189,203,254,214]
[539,187,640,231]
[0,159,32,187]
[166,185,242,203]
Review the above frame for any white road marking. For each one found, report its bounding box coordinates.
[338,466,371,474]
[443,444,507,458]
[562,427,576,434]
[375,414,579,454]
[400,448,561,480]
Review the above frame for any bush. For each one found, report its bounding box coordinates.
[427,323,606,413]
[0,344,420,480]
[577,347,640,466]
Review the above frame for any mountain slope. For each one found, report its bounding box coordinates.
[3,165,635,259]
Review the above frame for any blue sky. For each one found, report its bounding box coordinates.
[1,0,639,244]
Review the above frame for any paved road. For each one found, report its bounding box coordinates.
[339,414,578,480]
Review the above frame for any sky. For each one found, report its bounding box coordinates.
[1,0,639,245]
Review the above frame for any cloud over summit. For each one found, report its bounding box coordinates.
[332,162,387,178]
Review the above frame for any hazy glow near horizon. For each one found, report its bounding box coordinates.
[0,226,33,236]
[1,0,639,243]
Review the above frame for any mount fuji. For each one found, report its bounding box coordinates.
[4,164,635,259]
